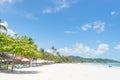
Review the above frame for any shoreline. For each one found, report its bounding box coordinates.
[0,63,120,80]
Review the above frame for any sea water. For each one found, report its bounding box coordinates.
[104,63,120,67]
[95,63,120,67]
[83,63,120,67]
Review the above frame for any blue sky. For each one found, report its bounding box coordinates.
[0,0,120,61]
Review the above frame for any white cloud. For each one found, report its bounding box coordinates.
[0,0,23,14]
[0,21,8,27]
[111,11,118,16]
[81,24,91,31]
[58,47,72,55]
[96,44,109,54]
[43,0,74,14]
[114,44,120,50]
[64,31,77,34]
[58,43,109,56]
[81,20,105,33]
[55,0,69,11]
[22,13,38,20]
[93,21,105,33]
[7,28,16,36]
[0,0,22,5]
[96,40,102,43]
[43,9,53,14]
[0,0,14,5]
[0,21,16,36]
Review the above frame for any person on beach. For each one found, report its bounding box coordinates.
[109,65,112,67]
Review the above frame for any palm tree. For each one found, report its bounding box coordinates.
[40,48,45,53]
[0,19,7,33]
[51,46,57,54]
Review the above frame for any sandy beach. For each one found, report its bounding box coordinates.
[0,63,120,80]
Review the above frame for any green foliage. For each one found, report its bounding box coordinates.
[0,33,41,58]
[0,33,62,63]
[39,50,61,63]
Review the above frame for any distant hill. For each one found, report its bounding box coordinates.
[68,56,120,63]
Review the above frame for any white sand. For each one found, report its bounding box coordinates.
[0,63,120,80]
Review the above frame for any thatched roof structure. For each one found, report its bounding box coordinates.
[14,56,24,60]
[0,52,14,59]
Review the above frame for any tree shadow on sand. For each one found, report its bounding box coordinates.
[0,68,40,74]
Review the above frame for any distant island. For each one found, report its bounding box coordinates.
[66,56,120,63]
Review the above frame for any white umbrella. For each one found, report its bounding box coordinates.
[21,58,29,61]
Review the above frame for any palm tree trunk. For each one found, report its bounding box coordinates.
[0,59,1,68]
[29,58,33,67]
[11,54,16,72]
[6,58,9,70]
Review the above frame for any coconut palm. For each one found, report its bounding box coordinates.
[0,19,7,33]
[51,46,57,54]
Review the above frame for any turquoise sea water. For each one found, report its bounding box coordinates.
[84,63,120,67]
[103,63,120,67]
[93,63,120,67]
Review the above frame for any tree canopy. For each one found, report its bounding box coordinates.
[0,18,70,63]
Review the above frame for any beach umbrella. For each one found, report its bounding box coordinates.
[22,58,29,61]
